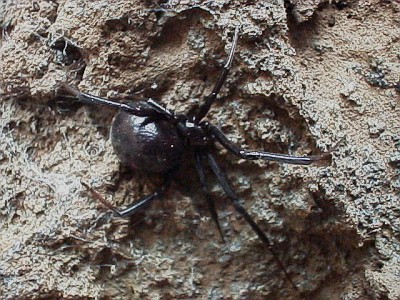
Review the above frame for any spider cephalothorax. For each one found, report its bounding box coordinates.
[60,27,334,290]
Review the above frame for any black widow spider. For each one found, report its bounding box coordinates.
[59,27,333,290]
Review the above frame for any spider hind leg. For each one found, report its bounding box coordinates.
[82,176,171,217]
[195,152,225,242]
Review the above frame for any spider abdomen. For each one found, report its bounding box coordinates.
[111,105,185,173]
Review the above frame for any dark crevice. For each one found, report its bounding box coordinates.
[49,37,85,67]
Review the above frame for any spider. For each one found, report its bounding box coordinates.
[59,27,334,290]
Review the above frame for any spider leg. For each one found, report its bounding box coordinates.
[208,124,334,165]
[206,153,299,291]
[195,152,225,242]
[58,83,175,120]
[82,177,171,217]
[194,26,239,123]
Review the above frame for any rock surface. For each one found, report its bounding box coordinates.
[1,0,399,299]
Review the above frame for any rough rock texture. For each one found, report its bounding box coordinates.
[1,0,399,299]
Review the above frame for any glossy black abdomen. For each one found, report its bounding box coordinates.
[111,107,185,173]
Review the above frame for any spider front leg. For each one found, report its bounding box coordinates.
[206,153,299,291]
[58,83,175,120]
[208,124,335,165]
[194,26,239,123]
[82,177,171,217]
